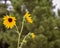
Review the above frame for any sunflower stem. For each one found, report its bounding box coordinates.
[16,16,25,48]
[19,16,25,47]
[15,25,20,48]
[15,25,19,34]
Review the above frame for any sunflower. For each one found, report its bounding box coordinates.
[3,15,16,29]
[24,12,33,23]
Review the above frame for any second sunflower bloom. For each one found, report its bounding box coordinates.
[24,12,33,23]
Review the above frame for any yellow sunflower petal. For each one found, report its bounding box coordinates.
[24,12,33,23]
[26,17,33,23]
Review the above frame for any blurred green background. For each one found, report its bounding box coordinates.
[0,0,60,48]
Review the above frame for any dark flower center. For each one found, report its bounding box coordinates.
[8,18,12,22]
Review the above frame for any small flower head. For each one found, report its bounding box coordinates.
[24,12,33,23]
[3,15,16,29]
[31,33,35,39]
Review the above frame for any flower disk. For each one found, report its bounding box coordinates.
[24,12,33,23]
[3,15,16,29]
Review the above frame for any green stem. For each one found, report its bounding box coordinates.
[19,33,31,48]
[16,16,25,48]
[19,16,25,42]
[16,25,19,34]
[17,34,20,48]
[19,33,30,48]
[16,25,20,48]
[19,35,27,48]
